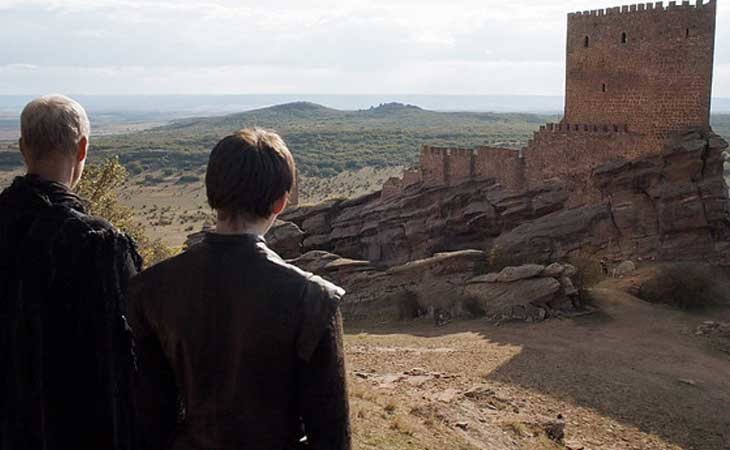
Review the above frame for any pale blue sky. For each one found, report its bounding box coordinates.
[0,0,727,96]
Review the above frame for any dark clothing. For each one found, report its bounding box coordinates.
[129,233,351,450]
[0,175,143,450]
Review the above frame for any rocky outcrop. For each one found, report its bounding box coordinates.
[184,132,729,323]
[282,180,569,265]
[494,130,730,265]
[291,250,581,322]
[283,131,730,268]
[266,220,304,259]
[465,263,579,322]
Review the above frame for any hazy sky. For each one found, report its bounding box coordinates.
[0,0,728,96]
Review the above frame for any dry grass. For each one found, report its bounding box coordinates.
[116,166,403,247]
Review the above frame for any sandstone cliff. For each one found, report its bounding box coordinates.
[280,130,729,268]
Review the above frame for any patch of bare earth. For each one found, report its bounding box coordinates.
[344,286,730,450]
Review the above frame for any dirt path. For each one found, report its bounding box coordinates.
[344,286,730,450]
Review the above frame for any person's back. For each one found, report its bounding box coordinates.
[0,95,142,450]
[130,129,351,450]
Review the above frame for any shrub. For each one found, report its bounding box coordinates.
[76,157,177,267]
[638,263,730,309]
[176,175,200,184]
[567,254,605,289]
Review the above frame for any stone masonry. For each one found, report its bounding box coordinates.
[382,1,719,205]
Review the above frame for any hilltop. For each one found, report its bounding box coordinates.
[85,102,560,178]
[1,102,728,180]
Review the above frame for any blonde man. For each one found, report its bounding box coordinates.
[0,95,142,450]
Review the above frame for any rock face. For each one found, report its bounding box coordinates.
[282,181,569,265]
[186,132,729,323]
[282,131,730,268]
[494,131,730,265]
[291,250,581,322]
[266,220,304,259]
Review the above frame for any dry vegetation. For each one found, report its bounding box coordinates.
[116,165,404,246]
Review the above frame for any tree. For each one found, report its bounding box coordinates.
[76,157,176,267]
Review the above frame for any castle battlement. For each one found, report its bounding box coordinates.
[381,0,718,205]
[570,0,714,18]
[565,0,716,137]
[538,123,629,134]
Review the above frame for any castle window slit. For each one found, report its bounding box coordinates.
[584,36,590,47]
[621,32,627,44]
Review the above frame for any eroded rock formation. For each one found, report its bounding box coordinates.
[280,131,729,268]
[183,131,728,322]
[289,250,581,322]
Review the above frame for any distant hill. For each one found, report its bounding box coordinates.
[1,102,728,178]
[91,102,559,177]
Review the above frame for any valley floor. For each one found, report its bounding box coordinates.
[343,283,730,450]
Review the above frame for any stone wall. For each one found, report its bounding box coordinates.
[396,145,523,194]
[379,0,718,206]
[473,146,525,190]
[448,148,475,185]
[565,1,716,140]
[522,123,650,203]
[421,146,448,186]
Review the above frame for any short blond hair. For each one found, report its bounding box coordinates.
[21,94,90,159]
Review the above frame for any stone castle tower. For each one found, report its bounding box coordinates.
[565,0,717,140]
[382,1,720,203]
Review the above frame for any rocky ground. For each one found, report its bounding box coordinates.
[345,280,730,450]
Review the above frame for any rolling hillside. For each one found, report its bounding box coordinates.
[1,103,728,180]
[90,102,559,178]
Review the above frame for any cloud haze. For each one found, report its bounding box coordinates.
[0,0,727,95]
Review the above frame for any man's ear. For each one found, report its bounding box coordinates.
[18,138,26,156]
[77,136,88,162]
[271,192,289,215]
[18,138,32,166]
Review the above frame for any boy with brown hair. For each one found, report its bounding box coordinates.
[129,128,351,450]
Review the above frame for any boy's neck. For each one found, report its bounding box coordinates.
[215,214,274,237]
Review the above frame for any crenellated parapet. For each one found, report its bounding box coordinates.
[383,145,524,200]
[525,123,630,146]
[380,0,718,207]
[565,0,716,137]
[569,0,714,19]
[538,123,629,133]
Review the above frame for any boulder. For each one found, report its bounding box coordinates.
[559,276,578,296]
[542,263,565,277]
[266,220,304,259]
[289,249,584,322]
[495,264,546,282]
[465,277,562,317]
[613,260,636,277]
[468,273,500,284]
[563,264,578,277]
